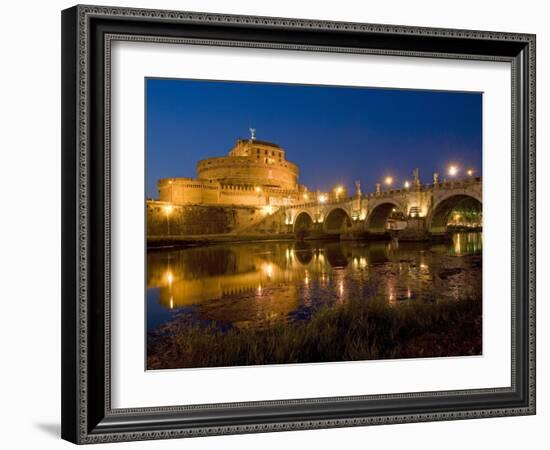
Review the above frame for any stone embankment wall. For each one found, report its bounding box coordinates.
[146,201,286,237]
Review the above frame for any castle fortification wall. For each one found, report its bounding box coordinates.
[147,201,284,236]
[197,156,298,190]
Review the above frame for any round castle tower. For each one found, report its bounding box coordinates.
[158,132,305,206]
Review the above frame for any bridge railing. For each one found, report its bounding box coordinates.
[282,177,481,209]
[366,176,481,197]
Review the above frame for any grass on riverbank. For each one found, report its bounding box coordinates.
[147,296,482,370]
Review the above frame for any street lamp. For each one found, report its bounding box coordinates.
[318,194,327,204]
[334,185,343,200]
[404,180,410,189]
[384,176,393,187]
[448,165,459,177]
[467,169,474,177]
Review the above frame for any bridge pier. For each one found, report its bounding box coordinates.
[398,217,431,242]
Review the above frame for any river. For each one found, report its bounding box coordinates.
[147,232,482,334]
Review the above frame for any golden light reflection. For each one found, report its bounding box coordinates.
[163,204,174,215]
[264,263,273,279]
[165,270,174,286]
[454,233,462,254]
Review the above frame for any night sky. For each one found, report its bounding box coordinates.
[146,78,482,199]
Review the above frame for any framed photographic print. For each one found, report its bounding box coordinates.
[61,5,536,444]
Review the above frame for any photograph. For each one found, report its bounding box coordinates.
[55,2,537,445]
[145,79,483,370]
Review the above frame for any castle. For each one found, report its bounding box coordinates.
[157,130,311,207]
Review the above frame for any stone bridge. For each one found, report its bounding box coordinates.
[278,177,482,239]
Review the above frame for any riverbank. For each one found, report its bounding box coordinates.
[147,232,347,249]
[147,296,482,370]
[147,230,467,249]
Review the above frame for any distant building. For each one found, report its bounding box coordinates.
[157,133,310,207]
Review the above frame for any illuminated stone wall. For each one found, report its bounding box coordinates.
[146,201,287,237]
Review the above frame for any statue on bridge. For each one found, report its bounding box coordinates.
[413,168,420,187]
[355,180,362,197]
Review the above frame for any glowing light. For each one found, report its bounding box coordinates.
[303,193,309,201]
[257,284,262,295]
[467,169,474,176]
[448,165,459,177]
[163,204,174,215]
[264,263,273,279]
[318,194,327,204]
[169,296,174,309]
[384,176,393,186]
[339,281,344,296]
[255,186,261,193]
[262,205,274,215]
[168,180,173,185]
[404,181,410,188]
[165,271,174,285]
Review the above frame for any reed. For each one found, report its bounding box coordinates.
[147,296,482,370]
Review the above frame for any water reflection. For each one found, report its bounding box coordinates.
[147,232,482,332]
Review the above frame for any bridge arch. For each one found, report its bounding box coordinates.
[293,211,315,235]
[366,200,403,234]
[324,207,352,233]
[428,193,482,234]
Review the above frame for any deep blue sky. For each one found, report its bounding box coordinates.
[146,78,482,199]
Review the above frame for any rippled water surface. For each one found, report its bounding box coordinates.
[147,232,482,333]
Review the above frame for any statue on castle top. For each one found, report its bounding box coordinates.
[249,127,256,141]
[355,180,362,197]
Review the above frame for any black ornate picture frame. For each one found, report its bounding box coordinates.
[61,5,536,444]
